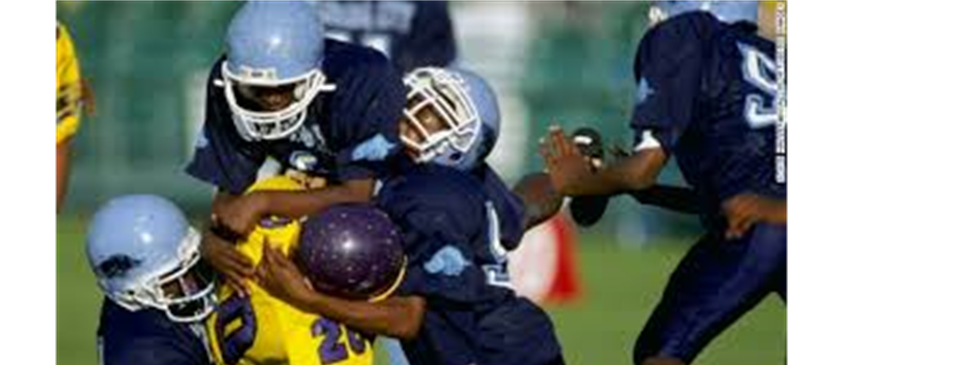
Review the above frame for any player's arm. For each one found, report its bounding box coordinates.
[57,24,84,213]
[512,172,563,230]
[251,178,375,221]
[287,289,426,340]
[57,140,72,213]
[205,177,374,241]
[540,126,668,197]
[627,184,700,214]
[577,132,700,215]
[210,177,377,237]
[202,178,377,294]
[256,245,426,340]
[544,14,704,199]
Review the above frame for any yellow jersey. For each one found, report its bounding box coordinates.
[56,22,83,145]
[205,176,374,365]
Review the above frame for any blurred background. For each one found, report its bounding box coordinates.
[57,2,785,365]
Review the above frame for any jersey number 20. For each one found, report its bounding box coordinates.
[213,294,367,365]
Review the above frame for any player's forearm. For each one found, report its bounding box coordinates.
[56,141,72,213]
[628,184,701,214]
[571,151,664,196]
[296,292,426,340]
[513,172,564,230]
[261,179,375,218]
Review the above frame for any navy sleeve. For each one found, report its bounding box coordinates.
[630,14,711,155]
[184,59,266,194]
[394,1,457,72]
[323,46,406,182]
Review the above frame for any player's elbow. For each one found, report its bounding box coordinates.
[391,297,426,340]
[616,148,666,192]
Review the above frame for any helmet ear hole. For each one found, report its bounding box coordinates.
[449,152,463,161]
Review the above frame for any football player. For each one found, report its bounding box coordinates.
[57,21,90,212]
[86,195,217,365]
[398,67,564,247]
[184,2,407,293]
[539,2,786,364]
[305,5,459,362]
[204,176,376,365]
[255,68,566,365]
[310,1,457,74]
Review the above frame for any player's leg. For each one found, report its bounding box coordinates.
[777,265,790,364]
[773,259,786,302]
[478,297,566,365]
[633,223,786,365]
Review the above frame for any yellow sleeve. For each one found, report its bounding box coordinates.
[57,22,83,145]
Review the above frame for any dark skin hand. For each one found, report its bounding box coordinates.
[256,244,426,340]
[540,126,668,197]
[200,228,253,296]
[204,178,375,295]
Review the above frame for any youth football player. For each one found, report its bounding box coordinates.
[57,21,90,212]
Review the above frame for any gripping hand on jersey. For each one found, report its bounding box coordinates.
[256,244,314,309]
[201,228,253,296]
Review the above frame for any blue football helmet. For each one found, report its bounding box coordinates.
[222,1,337,141]
[401,67,500,171]
[85,195,216,323]
[649,1,759,25]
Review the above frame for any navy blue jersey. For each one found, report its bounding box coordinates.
[315,1,457,74]
[375,165,562,365]
[631,13,785,220]
[98,299,211,365]
[473,163,526,249]
[186,39,406,195]
[383,157,527,251]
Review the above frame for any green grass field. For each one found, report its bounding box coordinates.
[58,217,784,365]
